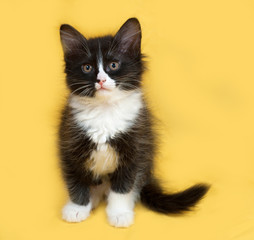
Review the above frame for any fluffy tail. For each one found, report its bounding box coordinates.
[140,179,210,214]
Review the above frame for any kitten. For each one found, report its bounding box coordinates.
[59,18,209,228]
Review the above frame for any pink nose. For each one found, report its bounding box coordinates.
[99,79,106,86]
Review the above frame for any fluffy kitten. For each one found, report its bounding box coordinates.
[59,18,209,227]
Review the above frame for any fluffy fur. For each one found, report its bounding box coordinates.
[58,18,209,228]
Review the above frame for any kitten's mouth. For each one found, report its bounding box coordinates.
[97,86,111,91]
[99,87,107,90]
[95,83,115,92]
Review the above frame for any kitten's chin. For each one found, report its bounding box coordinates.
[93,87,139,103]
[95,88,114,98]
[70,88,141,106]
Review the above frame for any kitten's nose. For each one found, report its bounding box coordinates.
[98,79,106,86]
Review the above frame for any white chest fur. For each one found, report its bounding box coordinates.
[69,90,143,176]
[69,89,143,144]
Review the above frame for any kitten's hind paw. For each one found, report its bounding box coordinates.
[62,201,92,223]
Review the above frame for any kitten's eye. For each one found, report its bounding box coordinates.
[82,64,93,73]
[109,62,119,71]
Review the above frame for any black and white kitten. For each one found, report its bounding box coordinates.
[59,18,209,227]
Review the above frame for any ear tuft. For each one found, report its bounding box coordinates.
[111,18,142,55]
[60,24,89,55]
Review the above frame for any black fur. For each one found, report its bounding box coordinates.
[59,18,209,215]
[141,179,209,214]
[60,19,145,97]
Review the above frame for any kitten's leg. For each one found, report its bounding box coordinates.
[62,185,92,223]
[106,189,138,227]
[90,181,110,209]
[106,165,138,227]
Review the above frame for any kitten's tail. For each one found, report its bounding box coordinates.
[140,178,210,214]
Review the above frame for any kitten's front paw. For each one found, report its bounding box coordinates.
[107,211,134,228]
[62,201,91,223]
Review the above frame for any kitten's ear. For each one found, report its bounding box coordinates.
[112,18,141,55]
[60,24,90,55]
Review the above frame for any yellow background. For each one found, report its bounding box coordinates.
[1,0,254,239]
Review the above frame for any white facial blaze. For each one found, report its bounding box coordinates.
[97,63,107,81]
[95,62,116,91]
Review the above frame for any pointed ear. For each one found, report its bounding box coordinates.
[60,24,90,55]
[112,18,142,55]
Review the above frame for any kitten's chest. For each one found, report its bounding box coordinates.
[70,92,143,144]
[86,143,118,177]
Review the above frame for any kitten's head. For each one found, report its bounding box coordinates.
[60,18,145,99]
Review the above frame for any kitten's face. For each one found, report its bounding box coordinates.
[60,18,144,98]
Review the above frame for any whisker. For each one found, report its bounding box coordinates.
[115,77,140,82]
[68,82,89,87]
[78,86,95,97]
[119,82,140,90]
[70,85,88,97]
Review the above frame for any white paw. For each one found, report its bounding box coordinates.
[107,211,134,228]
[62,201,91,223]
[106,190,136,227]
